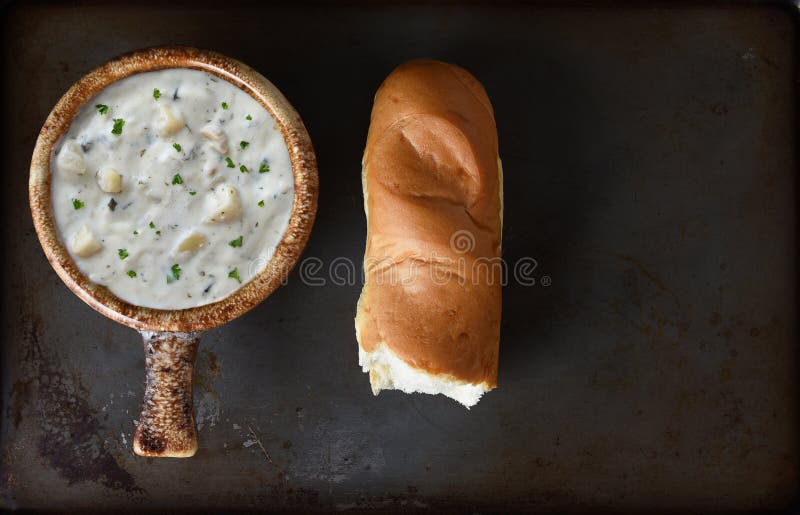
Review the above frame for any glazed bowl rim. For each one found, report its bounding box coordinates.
[29,46,318,331]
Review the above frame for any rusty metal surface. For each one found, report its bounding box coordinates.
[0,1,797,512]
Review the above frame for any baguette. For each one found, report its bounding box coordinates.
[355,60,502,408]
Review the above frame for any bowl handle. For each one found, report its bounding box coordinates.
[133,330,204,457]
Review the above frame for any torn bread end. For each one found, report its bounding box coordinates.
[358,344,491,408]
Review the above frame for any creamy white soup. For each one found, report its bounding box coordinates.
[51,68,294,309]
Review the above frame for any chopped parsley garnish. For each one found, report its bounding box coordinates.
[246,114,252,120]
[173,142,182,152]
[95,104,109,115]
[259,163,270,173]
[189,190,197,196]
[118,248,129,260]
[225,157,235,168]
[229,235,243,247]
[228,267,241,284]
[127,270,137,278]
[139,148,146,157]
[153,88,161,100]
[172,173,183,185]
[258,200,265,207]
[240,164,248,173]
[133,230,139,235]
[221,101,229,110]
[167,263,181,283]
[111,118,125,135]
[156,230,162,236]
[149,221,156,229]
[240,141,249,150]
[72,198,85,210]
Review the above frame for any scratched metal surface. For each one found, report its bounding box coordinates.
[0,1,797,512]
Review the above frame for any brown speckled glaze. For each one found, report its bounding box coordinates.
[134,331,201,458]
[29,47,318,457]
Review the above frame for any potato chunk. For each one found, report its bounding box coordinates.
[200,123,228,154]
[56,140,86,175]
[97,167,122,193]
[206,184,242,222]
[71,225,102,257]
[156,104,185,136]
[176,232,208,254]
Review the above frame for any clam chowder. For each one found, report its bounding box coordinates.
[51,68,294,309]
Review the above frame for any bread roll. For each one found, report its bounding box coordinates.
[355,60,502,408]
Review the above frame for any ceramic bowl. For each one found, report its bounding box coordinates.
[29,46,318,457]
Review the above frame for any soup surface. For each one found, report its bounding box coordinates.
[51,68,294,309]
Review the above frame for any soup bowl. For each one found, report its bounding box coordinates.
[29,46,318,457]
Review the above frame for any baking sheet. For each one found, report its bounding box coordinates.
[1,1,798,512]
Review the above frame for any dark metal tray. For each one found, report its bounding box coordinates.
[1,1,798,512]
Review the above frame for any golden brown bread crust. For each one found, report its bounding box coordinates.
[356,60,502,386]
